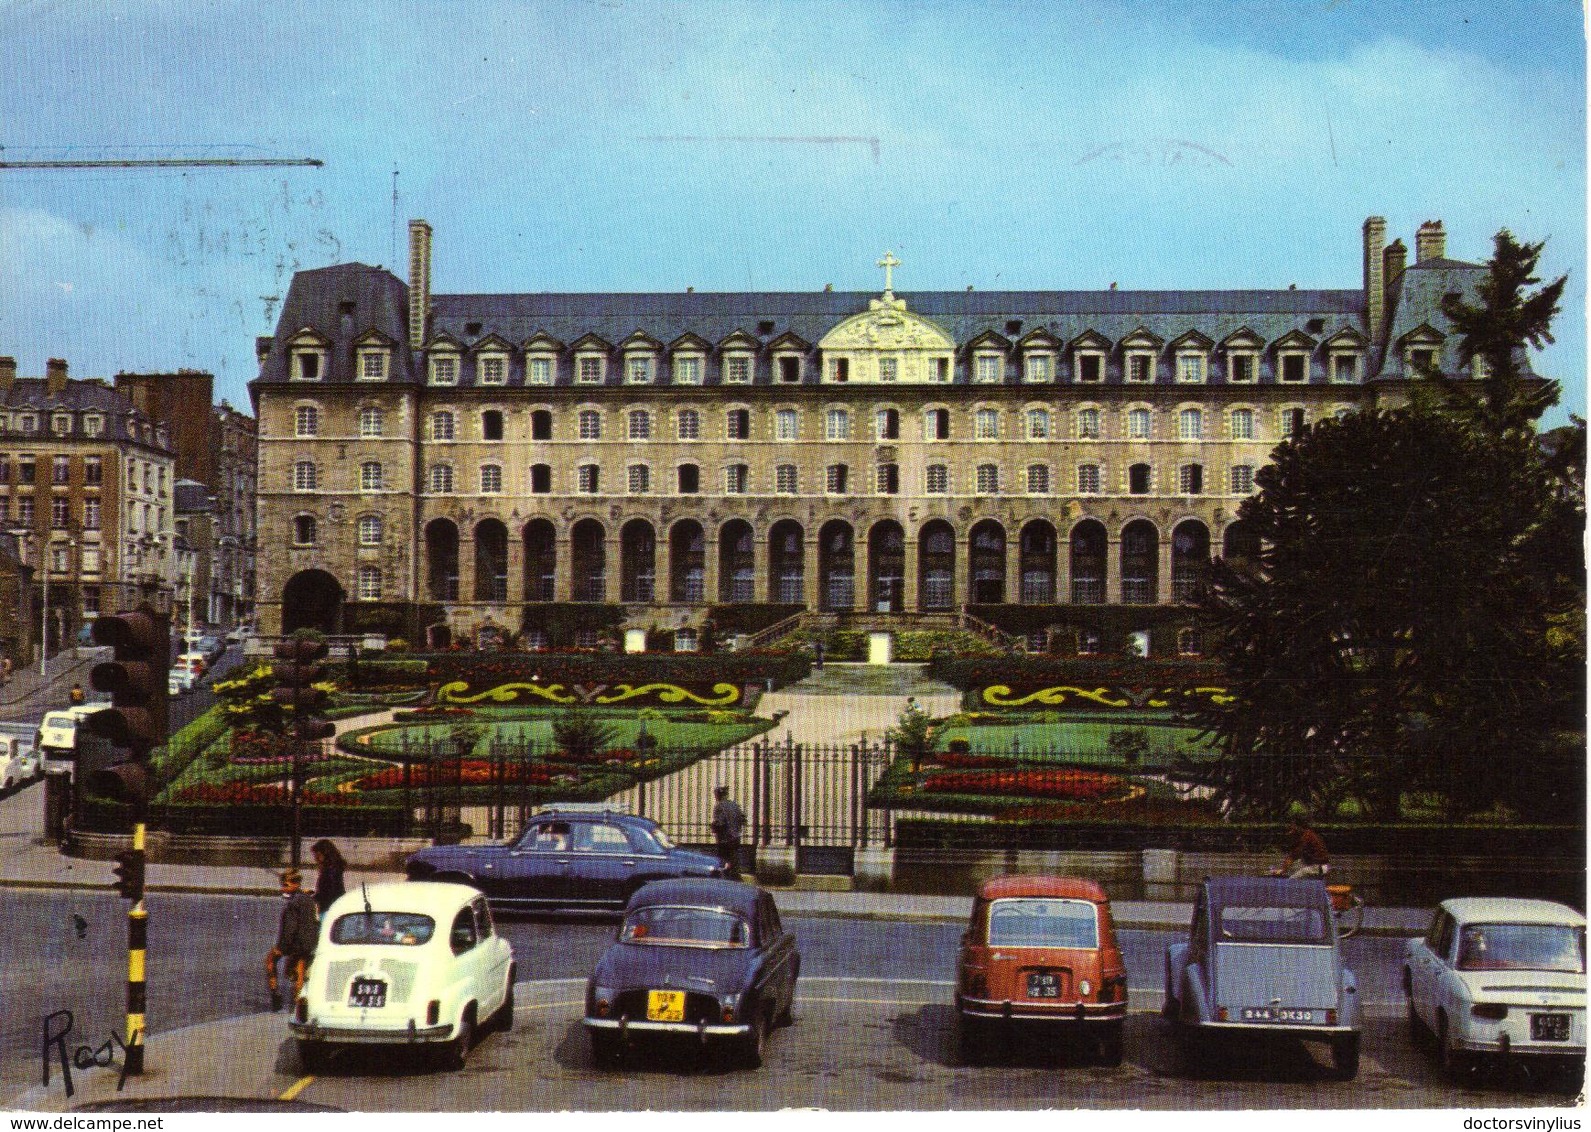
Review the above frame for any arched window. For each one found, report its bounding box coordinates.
[628,409,651,440]
[1230,408,1254,439]
[430,411,456,441]
[1027,408,1050,439]
[294,406,319,437]
[429,464,454,494]
[1127,407,1152,439]
[578,409,602,439]
[677,409,700,440]
[293,515,317,544]
[482,409,504,441]
[293,461,317,491]
[1128,463,1151,494]
[480,464,503,493]
[358,514,382,545]
[1179,408,1204,440]
[359,407,384,438]
[1077,407,1101,439]
[360,462,383,491]
[530,464,552,493]
[357,566,382,601]
[531,409,553,440]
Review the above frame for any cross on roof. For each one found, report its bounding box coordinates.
[877,251,900,295]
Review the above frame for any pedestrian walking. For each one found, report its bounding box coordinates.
[310,838,347,916]
[710,785,747,881]
[266,867,319,1010]
[68,682,85,705]
[813,640,825,670]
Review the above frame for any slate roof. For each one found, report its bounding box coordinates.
[255,263,413,385]
[174,480,214,513]
[0,379,170,450]
[1378,260,1509,376]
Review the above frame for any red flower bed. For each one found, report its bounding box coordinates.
[355,760,554,789]
[174,783,351,806]
[919,768,1129,802]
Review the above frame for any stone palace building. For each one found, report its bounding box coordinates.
[250,216,1499,653]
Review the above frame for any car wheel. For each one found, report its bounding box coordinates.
[1097,1022,1124,1068]
[1436,1014,1469,1080]
[1330,1034,1360,1080]
[1161,988,1178,1021]
[296,1039,327,1074]
[445,1008,475,1071]
[494,977,515,1033]
[1406,995,1428,1048]
[589,1030,623,1071]
[775,961,799,1027]
[739,1009,769,1070]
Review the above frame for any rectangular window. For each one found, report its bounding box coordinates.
[16,498,32,525]
[825,409,850,440]
[725,464,748,494]
[1027,409,1049,439]
[673,356,702,385]
[0,456,9,483]
[1230,465,1254,494]
[360,352,386,381]
[775,465,798,494]
[677,411,700,440]
[627,465,650,494]
[84,457,102,485]
[480,465,502,493]
[1230,409,1254,440]
[52,456,69,485]
[1027,465,1049,494]
[578,356,604,384]
[725,356,751,384]
[579,412,602,440]
[1283,408,1306,438]
[926,465,949,494]
[875,408,899,440]
[578,464,600,493]
[1229,354,1257,383]
[1331,354,1359,383]
[826,464,848,494]
[530,464,551,493]
[360,409,384,438]
[0,498,9,524]
[1127,354,1153,383]
[361,463,384,491]
[830,358,849,383]
[975,409,999,439]
[1179,464,1204,494]
[84,416,102,437]
[1281,354,1307,383]
[934,358,949,383]
[877,357,897,383]
[677,465,700,494]
[778,357,801,383]
[1177,355,1205,384]
[83,497,101,529]
[876,463,899,495]
[727,409,751,440]
[1077,354,1102,383]
[976,465,999,494]
[480,357,506,385]
[1025,355,1051,383]
[295,352,321,380]
[975,355,1002,383]
[776,409,798,440]
[431,357,458,386]
[529,357,553,385]
[626,356,652,384]
[628,412,651,440]
[926,408,950,440]
[51,497,69,528]
[1078,464,1101,494]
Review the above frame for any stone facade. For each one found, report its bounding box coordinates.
[249,217,1507,651]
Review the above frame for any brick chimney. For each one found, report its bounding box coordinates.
[408,219,432,347]
[0,357,14,394]
[256,336,274,368]
[1382,239,1408,330]
[1363,216,1387,346]
[45,358,68,397]
[1416,220,1446,264]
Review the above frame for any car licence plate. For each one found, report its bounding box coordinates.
[1240,1007,1314,1024]
[1531,1013,1570,1042]
[349,977,387,1009]
[647,990,686,1022]
[1026,973,1061,998]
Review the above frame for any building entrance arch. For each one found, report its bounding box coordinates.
[867,520,906,613]
[281,569,344,634]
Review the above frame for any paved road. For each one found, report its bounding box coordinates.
[7,888,1573,1110]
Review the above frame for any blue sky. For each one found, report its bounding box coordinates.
[0,0,1583,422]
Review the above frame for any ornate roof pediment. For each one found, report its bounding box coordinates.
[767,330,811,352]
[473,333,514,354]
[669,332,712,353]
[1323,326,1369,350]
[1119,326,1164,351]
[287,327,332,347]
[570,332,614,353]
[1272,329,1318,351]
[718,329,761,351]
[1168,329,1215,352]
[620,330,664,352]
[1018,328,1062,350]
[1397,323,1445,347]
[424,332,464,352]
[1069,330,1113,352]
[522,332,565,352]
[352,328,396,348]
[819,300,955,354]
[1221,326,1266,350]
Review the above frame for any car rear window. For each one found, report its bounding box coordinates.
[1457,923,1585,973]
[987,898,1100,948]
[1219,905,1327,943]
[621,906,749,947]
[330,912,436,946]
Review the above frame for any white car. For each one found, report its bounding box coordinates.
[289,882,515,1071]
[168,669,195,696]
[1404,897,1586,1078]
[0,736,40,790]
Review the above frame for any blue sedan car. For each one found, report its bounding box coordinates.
[405,808,726,913]
[584,878,800,1069]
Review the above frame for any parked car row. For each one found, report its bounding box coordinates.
[287,810,1586,1083]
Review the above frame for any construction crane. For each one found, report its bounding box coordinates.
[0,157,321,169]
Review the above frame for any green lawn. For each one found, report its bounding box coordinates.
[352,707,772,760]
[935,719,1215,763]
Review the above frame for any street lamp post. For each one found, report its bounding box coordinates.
[41,536,77,676]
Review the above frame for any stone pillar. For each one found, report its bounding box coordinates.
[1157,536,1173,604]
[605,533,623,603]
[554,535,572,601]
[506,530,525,605]
[902,536,920,612]
[457,533,476,605]
[1105,537,1122,604]
[953,536,971,609]
[802,545,820,610]
[752,536,769,603]
[1057,537,1072,604]
[1005,531,1022,606]
[702,530,719,606]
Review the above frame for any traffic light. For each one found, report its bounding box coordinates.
[272,636,337,741]
[112,849,145,901]
[85,606,170,808]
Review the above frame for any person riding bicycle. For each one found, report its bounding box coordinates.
[1274,816,1329,879]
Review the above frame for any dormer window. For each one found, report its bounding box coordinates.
[292,349,325,381]
[672,353,703,385]
[1074,351,1104,383]
[1329,351,1362,384]
[1228,353,1258,384]
[769,335,808,384]
[577,354,605,385]
[354,341,390,382]
[1279,352,1308,383]
[875,357,896,383]
[724,354,752,384]
[1175,352,1206,384]
[1125,351,1154,384]
[1023,352,1053,384]
[83,414,103,438]
[625,354,654,385]
[52,414,71,435]
[973,352,1003,384]
[1408,348,1437,373]
[430,354,460,386]
[479,353,508,386]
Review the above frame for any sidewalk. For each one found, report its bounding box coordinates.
[0,647,106,716]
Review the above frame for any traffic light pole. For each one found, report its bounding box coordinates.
[124,817,147,1076]
[290,721,303,869]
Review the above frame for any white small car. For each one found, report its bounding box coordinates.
[0,736,40,790]
[289,882,516,1071]
[1404,897,1586,1078]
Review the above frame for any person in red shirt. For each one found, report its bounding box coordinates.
[1276,817,1329,879]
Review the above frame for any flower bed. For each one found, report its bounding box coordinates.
[354,760,555,789]
[173,782,353,806]
[918,768,1132,803]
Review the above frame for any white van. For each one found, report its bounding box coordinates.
[35,704,108,778]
